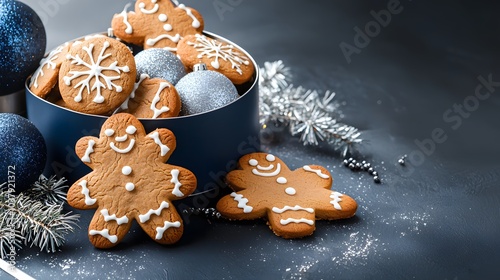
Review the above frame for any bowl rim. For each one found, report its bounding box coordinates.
[25,30,260,121]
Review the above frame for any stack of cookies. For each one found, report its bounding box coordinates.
[29,0,255,118]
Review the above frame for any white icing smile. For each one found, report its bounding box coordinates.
[108,125,137,154]
[110,139,136,154]
[249,154,282,177]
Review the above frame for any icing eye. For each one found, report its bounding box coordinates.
[266,154,276,162]
[104,129,115,137]
[249,159,258,166]
[126,125,137,135]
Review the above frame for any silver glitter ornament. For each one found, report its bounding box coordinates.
[176,65,239,115]
[134,48,186,84]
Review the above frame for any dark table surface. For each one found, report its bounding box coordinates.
[6,0,500,279]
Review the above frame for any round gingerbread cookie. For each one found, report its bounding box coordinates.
[121,74,181,119]
[58,37,137,115]
[29,42,71,99]
[177,34,254,85]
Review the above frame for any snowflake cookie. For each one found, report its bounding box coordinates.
[216,153,357,239]
[29,42,71,99]
[111,0,204,52]
[177,34,255,85]
[58,37,137,115]
[67,113,197,248]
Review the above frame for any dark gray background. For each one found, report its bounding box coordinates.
[6,0,500,279]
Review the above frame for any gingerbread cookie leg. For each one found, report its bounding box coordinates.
[267,208,317,239]
[136,201,184,245]
[310,190,358,220]
[88,208,132,249]
[67,177,100,210]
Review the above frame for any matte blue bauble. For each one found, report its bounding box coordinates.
[0,0,46,94]
[0,113,47,192]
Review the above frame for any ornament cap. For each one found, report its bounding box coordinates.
[107,28,115,38]
[193,63,208,72]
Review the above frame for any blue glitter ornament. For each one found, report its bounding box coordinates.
[0,113,47,192]
[0,0,46,94]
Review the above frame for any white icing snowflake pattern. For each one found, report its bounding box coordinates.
[30,44,65,89]
[188,34,250,75]
[63,41,130,104]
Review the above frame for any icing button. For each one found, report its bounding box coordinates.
[285,187,296,196]
[125,183,135,191]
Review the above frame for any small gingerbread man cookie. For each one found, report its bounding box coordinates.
[67,113,197,248]
[29,42,71,99]
[216,153,357,239]
[177,34,255,85]
[111,1,204,52]
[121,74,181,119]
[58,37,137,115]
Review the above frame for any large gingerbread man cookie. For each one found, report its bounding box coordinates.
[67,113,197,248]
[216,153,357,239]
[111,0,204,52]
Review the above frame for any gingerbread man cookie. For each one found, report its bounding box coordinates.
[177,34,255,85]
[216,153,357,239]
[67,113,197,248]
[121,74,181,119]
[29,42,71,99]
[111,1,204,52]
[58,37,137,115]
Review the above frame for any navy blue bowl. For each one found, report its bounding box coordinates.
[25,32,260,205]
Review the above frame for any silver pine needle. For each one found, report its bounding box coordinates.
[259,61,362,153]
[23,175,68,206]
[0,189,79,254]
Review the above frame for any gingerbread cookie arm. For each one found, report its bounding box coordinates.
[136,202,184,245]
[111,6,147,46]
[145,128,177,163]
[67,176,100,210]
[161,166,197,200]
[75,136,100,169]
[293,165,333,190]
[225,170,253,192]
[216,190,266,220]
[88,208,132,249]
